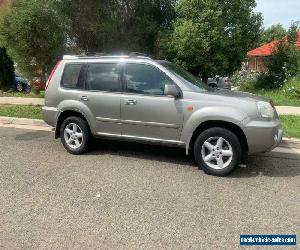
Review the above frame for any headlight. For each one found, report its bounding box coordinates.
[257,101,275,118]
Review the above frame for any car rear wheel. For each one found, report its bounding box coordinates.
[194,127,242,176]
[208,83,218,89]
[24,85,31,93]
[60,116,91,155]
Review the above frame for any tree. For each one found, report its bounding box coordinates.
[160,0,262,81]
[0,0,65,78]
[0,0,175,77]
[0,47,14,90]
[56,0,175,54]
[259,24,286,45]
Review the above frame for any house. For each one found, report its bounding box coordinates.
[247,30,300,73]
[0,0,7,6]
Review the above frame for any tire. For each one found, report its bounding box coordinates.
[60,116,91,155]
[208,83,218,89]
[194,127,242,176]
[16,82,23,92]
[24,85,31,93]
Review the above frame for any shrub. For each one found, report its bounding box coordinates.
[231,66,259,91]
[0,47,14,90]
[256,43,297,89]
[282,76,300,99]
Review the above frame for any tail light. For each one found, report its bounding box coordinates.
[45,60,61,90]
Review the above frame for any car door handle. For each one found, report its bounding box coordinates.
[81,96,88,101]
[125,99,137,105]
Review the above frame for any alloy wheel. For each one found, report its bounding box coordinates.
[64,123,84,149]
[201,137,233,170]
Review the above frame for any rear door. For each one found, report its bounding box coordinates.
[120,62,184,142]
[80,62,122,135]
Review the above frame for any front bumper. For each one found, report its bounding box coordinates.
[242,119,283,154]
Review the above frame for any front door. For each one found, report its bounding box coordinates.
[121,63,184,142]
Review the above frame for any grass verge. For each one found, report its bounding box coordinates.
[0,105,299,139]
[0,91,45,98]
[280,115,300,139]
[0,105,43,120]
[256,90,300,107]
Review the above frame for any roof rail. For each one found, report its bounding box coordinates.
[63,53,107,60]
[128,52,152,58]
[63,52,153,60]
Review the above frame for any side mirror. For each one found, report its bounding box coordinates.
[164,84,180,98]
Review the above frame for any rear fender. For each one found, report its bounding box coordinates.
[56,100,96,134]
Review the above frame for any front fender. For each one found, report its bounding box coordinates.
[181,106,248,150]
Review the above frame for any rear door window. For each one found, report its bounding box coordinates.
[61,64,85,89]
[86,63,120,92]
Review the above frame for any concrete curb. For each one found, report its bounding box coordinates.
[275,106,300,116]
[0,116,49,127]
[281,137,300,149]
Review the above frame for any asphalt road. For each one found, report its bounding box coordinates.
[0,127,299,249]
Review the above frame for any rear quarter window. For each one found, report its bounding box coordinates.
[61,64,85,89]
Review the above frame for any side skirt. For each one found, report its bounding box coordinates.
[94,132,186,149]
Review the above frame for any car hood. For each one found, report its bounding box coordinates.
[182,89,270,119]
[209,89,269,102]
[185,89,269,103]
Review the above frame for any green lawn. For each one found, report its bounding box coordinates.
[0,105,299,139]
[256,89,300,107]
[280,115,300,139]
[0,91,45,98]
[0,105,43,120]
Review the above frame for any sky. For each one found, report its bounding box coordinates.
[255,0,300,28]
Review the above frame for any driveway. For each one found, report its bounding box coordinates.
[0,127,299,249]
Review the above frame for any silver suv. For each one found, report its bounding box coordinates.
[43,54,283,176]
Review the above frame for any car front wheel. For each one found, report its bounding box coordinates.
[60,116,91,155]
[194,127,242,176]
[24,85,31,93]
[16,82,23,92]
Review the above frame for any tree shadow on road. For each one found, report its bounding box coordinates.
[85,139,300,178]
[11,129,300,178]
[87,139,196,167]
[231,153,300,178]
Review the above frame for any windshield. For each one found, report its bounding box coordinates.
[159,61,208,92]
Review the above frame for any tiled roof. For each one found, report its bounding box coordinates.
[247,31,300,57]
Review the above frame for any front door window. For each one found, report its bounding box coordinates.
[125,63,174,96]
